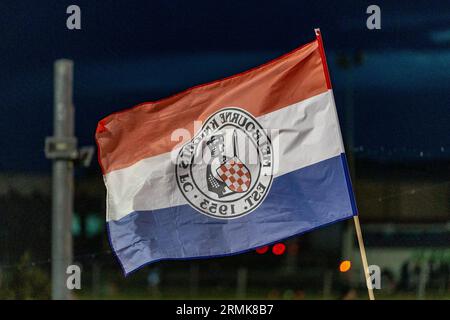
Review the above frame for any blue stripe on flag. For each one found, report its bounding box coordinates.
[340,153,359,216]
[107,153,355,275]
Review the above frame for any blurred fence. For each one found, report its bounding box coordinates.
[0,155,449,299]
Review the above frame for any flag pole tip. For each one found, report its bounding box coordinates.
[314,28,321,36]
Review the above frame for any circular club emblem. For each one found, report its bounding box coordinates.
[175,107,274,219]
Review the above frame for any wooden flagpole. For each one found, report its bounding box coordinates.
[353,216,375,300]
[314,28,375,300]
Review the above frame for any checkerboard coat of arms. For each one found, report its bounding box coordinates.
[208,130,251,196]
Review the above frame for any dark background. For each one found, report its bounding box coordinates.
[0,1,449,299]
[1,0,449,171]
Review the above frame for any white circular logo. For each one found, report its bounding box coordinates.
[176,107,274,219]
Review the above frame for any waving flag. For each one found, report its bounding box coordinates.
[96,30,357,275]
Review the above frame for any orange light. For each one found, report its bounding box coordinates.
[272,243,286,255]
[256,246,269,254]
[339,260,352,272]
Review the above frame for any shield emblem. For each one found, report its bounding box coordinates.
[216,156,251,193]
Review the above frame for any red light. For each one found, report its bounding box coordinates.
[256,246,269,254]
[272,243,286,255]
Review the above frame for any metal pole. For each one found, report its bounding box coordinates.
[322,269,333,299]
[236,267,248,299]
[51,59,74,300]
[417,260,429,300]
[189,263,199,298]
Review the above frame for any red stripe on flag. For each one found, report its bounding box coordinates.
[315,28,332,90]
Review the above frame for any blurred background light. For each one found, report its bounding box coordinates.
[339,260,352,273]
[272,243,286,256]
[255,246,269,254]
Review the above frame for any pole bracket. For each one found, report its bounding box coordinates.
[45,136,78,160]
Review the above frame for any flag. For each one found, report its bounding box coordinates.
[96,30,357,275]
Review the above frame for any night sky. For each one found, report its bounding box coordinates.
[1,1,449,172]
